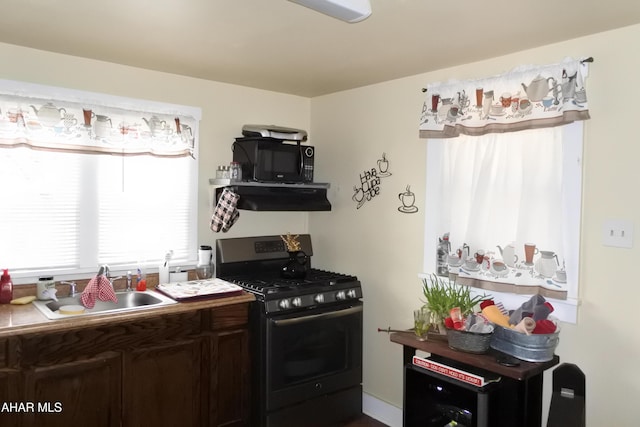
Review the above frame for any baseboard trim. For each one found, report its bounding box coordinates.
[362,392,402,427]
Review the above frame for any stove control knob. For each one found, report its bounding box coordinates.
[347,289,358,299]
[279,299,291,310]
[335,291,346,300]
[314,294,325,304]
[292,297,302,307]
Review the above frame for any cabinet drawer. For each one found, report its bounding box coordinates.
[20,311,202,367]
[208,303,249,331]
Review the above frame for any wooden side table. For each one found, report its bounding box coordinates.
[390,331,559,427]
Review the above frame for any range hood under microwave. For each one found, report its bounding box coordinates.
[211,180,331,212]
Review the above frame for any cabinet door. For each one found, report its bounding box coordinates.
[209,328,249,427]
[0,370,20,427]
[123,339,203,427]
[22,351,122,427]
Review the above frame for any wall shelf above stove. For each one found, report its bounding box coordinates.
[209,179,332,211]
[209,179,330,189]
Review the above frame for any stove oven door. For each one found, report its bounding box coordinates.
[265,301,363,412]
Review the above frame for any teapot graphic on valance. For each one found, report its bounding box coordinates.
[0,81,199,158]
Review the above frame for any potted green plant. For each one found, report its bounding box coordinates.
[421,274,488,334]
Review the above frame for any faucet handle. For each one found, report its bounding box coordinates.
[108,276,123,289]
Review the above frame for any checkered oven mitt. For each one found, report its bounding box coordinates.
[210,188,240,232]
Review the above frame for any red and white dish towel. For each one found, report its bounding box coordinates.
[81,275,118,308]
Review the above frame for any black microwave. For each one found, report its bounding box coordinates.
[232,137,314,183]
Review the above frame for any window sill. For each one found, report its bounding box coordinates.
[418,273,579,324]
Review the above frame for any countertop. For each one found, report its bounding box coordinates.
[0,289,255,339]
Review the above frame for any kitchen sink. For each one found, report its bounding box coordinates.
[32,290,178,320]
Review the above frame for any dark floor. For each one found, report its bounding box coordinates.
[342,414,389,427]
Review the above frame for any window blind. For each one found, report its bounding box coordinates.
[0,80,200,282]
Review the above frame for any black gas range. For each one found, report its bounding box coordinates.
[216,234,363,427]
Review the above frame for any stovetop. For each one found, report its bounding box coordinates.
[223,269,361,314]
[216,234,362,314]
[228,268,357,295]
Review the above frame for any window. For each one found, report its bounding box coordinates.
[423,123,582,323]
[418,58,590,324]
[0,80,200,284]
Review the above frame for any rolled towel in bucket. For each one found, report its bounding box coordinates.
[513,317,536,335]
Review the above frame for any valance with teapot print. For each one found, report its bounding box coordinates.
[0,79,200,158]
[419,57,590,139]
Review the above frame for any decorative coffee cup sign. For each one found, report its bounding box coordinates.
[397,185,418,213]
[352,153,392,210]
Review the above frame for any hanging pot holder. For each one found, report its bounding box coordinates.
[211,188,240,232]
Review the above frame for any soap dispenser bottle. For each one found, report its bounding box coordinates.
[0,269,14,304]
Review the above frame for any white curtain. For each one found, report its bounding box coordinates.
[442,127,564,256]
[427,122,583,301]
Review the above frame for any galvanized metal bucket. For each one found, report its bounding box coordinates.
[490,324,560,362]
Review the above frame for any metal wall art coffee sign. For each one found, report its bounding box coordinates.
[352,152,391,209]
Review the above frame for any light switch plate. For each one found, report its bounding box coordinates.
[602,219,634,248]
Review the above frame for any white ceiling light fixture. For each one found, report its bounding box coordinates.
[288,0,372,23]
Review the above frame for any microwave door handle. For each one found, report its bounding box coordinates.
[272,305,362,327]
[299,145,304,175]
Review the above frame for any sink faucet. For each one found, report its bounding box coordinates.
[99,265,121,289]
[60,281,77,297]
[126,271,133,292]
[99,264,110,278]
[108,275,123,289]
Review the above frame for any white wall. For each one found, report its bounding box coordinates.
[310,24,640,426]
[0,42,313,246]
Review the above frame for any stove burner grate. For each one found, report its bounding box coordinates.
[225,268,357,296]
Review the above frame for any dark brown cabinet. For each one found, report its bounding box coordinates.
[0,369,20,427]
[123,339,203,427]
[0,302,251,427]
[209,328,249,427]
[23,351,122,427]
[208,300,251,427]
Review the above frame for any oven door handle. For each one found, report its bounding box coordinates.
[272,304,362,326]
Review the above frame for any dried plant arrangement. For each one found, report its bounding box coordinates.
[280,233,302,252]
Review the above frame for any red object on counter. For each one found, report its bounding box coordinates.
[136,278,147,291]
[0,269,13,304]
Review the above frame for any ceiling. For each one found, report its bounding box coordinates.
[1,0,640,97]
